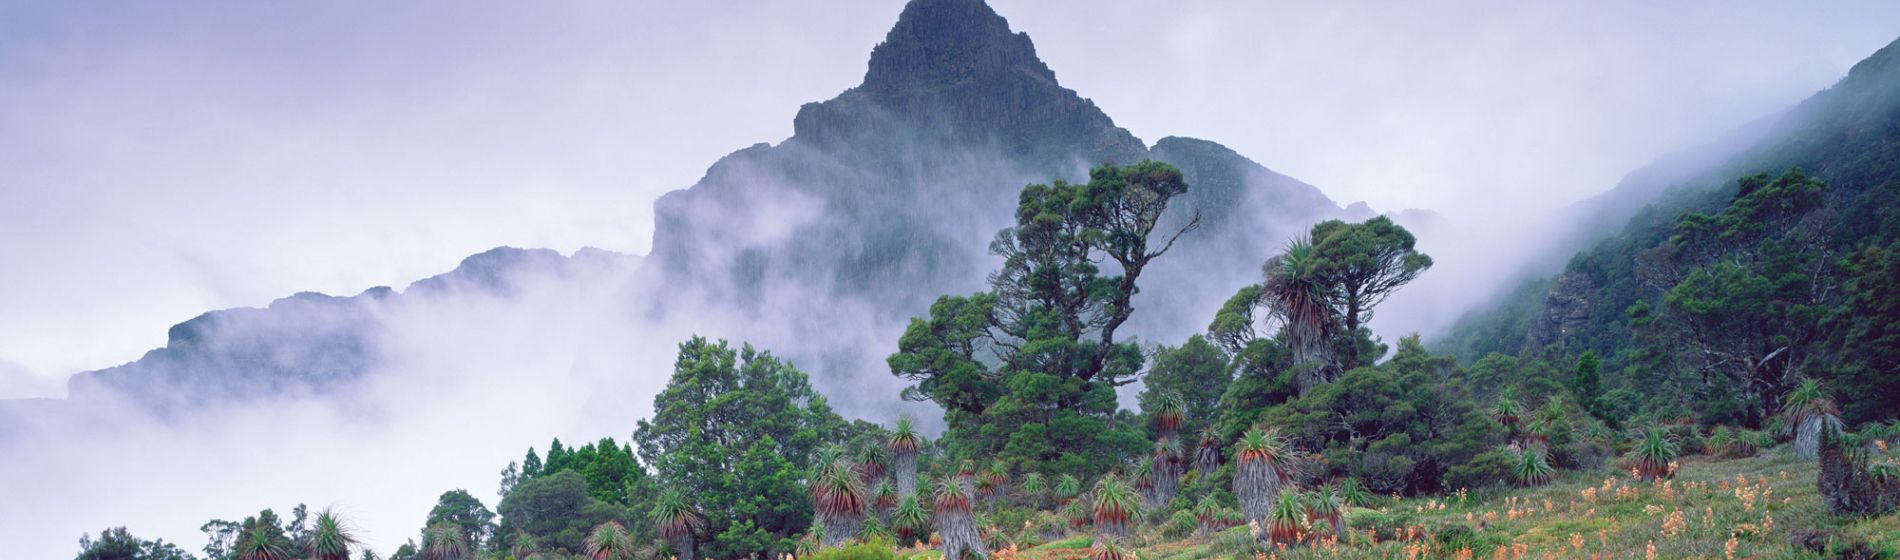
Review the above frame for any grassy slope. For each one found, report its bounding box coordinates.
[898,446,1898,559]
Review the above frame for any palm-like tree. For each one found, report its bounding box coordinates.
[1263,237,1337,385]
[421,522,468,560]
[891,494,929,547]
[1129,458,1156,508]
[1631,427,1679,482]
[583,521,635,560]
[1234,427,1295,529]
[235,523,292,560]
[933,477,986,560]
[1337,477,1374,508]
[889,417,923,497]
[1088,536,1135,560]
[1492,395,1522,432]
[307,508,357,560]
[1513,445,1556,486]
[1153,392,1187,441]
[873,478,898,524]
[1784,378,1843,459]
[1305,485,1345,540]
[1194,428,1222,475]
[1055,474,1082,502]
[1020,472,1048,509]
[1152,437,1185,509]
[1263,489,1307,545]
[1193,495,1223,536]
[1063,497,1090,530]
[858,444,891,484]
[1090,474,1142,539]
[981,461,1009,509]
[813,460,867,548]
[649,491,703,560]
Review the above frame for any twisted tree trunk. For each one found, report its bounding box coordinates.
[1234,460,1284,531]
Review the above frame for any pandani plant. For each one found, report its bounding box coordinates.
[891,493,929,547]
[1513,445,1556,486]
[1089,536,1135,560]
[1195,427,1222,474]
[420,522,468,560]
[1305,484,1345,540]
[1631,426,1679,482]
[1091,473,1143,539]
[889,417,923,497]
[1234,427,1295,529]
[1784,378,1843,459]
[649,490,703,560]
[1263,488,1307,545]
[933,476,987,560]
[307,509,358,560]
[582,521,635,560]
[813,458,868,548]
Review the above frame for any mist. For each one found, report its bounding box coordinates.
[6,1,1900,558]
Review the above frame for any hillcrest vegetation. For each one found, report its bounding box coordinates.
[76,162,1900,560]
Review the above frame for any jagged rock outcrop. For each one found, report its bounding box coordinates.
[1523,272,1594,351]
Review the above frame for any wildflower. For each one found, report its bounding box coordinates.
[1661,510,1686,537]
[1725,535,1738,560]
[1647,540,1657,560]
[1570,533,1584,551]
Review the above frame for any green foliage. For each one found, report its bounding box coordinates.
[76,527,196,560]
[496,470,635,556]
[1138,335,1232,439]
[633,337,845,559]
[890,161,1196,476]
[798,539,897,560]
[1262,336,1501,494]
[422,490,495,551]
[1631,427,1679,481]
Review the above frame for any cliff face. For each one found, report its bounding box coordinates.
[643,0,1342,345]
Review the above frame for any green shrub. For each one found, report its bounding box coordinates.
[805,538,898,560]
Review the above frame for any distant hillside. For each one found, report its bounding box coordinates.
[1436,34,1900,422]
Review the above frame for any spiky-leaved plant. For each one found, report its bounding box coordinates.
[1153,392,1187,441]
[1513,445,1556,486]
[235,522,292,560]
[1021,472,1048,509]
[858,443,891,484]
[649,491,703,560]
[1153,437,1185,510]
[1631,427,1679,482]
[1337,477,1373,508]
[1784,378,1843,459]
[1091,473,1142,539]
[889,417,923,497]
[873,478,898,524]
[1089,536,1135,560]
[583,521,634,560]
[1194,495,1223,536]
[1492,394,1522,431]
[813,460,868,548]
[1234,427,1294,529]
[891,493,929,547]
[1130,458,1156,507]
[933,477,986,560]
[1056,474,1082,501]
[1305,485,1345,540]
[1064,496,1091,530]
[1263,489,1306,545]
[1263,236,1335,383]
[1195,427,1222,475]
[421,522,468,560]
[307,509,357,560]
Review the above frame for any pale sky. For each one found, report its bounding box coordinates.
[2,1,1897,393]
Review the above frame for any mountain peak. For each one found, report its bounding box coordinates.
[861,0,1054,91]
